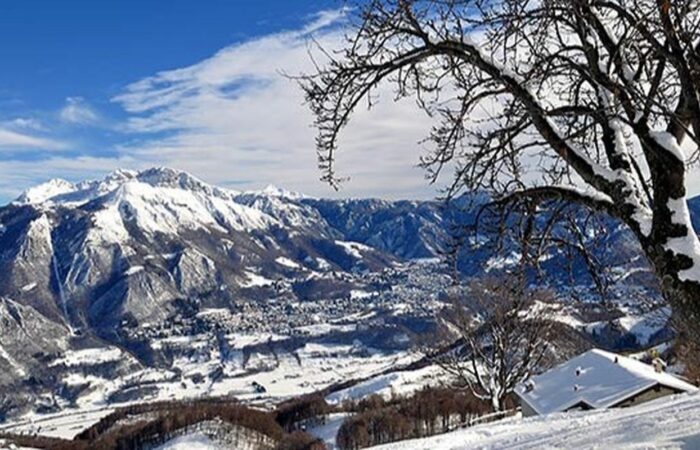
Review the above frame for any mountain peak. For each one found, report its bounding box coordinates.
[258,184,305,200]
[15,178,76,205]
[103,168,138,183]
[134,167,226,194]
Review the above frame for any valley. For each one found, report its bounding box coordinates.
[0,167,683,441]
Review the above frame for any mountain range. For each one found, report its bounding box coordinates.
[0,168,451,331]
[0,167,696,420]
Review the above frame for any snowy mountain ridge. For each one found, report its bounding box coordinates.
[15,168,309,208]
[15,167,239,207]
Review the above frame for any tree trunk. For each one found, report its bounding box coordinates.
[641,143,700,344]
[490,395,501,412]
[646,239,700,343]
[656,263,700,335]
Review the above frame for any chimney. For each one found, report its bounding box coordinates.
[653,358,666,373]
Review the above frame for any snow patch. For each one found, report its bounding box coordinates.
[307,413,350,450]
[650,130,686,162]
[326,365,444,405]
[664,197,700,282]
[275,256,301,269]
[20,282,37,292]
[240,271,274,288]
[349,290,374,300]
[154,432,225,450]
[124,265,144,276]
[88,205,130,245]
[257,184,305,200]
[335,240,373,258]
[616,308,670,346]
[51,347,124,367]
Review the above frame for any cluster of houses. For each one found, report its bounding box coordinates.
[515,349,698,417]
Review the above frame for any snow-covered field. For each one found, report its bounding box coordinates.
[372,392,700,449]
[307,413,351,450]
[326,365,445,405]
[0,346,422,439]
[0,407,116,440]
[154,433,225,450]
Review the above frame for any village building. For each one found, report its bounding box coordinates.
[515,349,698,417]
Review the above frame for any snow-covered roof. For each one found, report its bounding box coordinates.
[515,349,697,415]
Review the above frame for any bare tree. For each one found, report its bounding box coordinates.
[464,194,626,302]
[431,277,555,411]
[300,0,700,348]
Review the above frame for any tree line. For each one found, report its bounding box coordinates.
[1,397,326,450]
[335,387,502,450]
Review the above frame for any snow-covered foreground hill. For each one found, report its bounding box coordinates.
[372,392,700,450]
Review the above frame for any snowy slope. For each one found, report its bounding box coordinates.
[154,433,226,450]
[372,392,700,450]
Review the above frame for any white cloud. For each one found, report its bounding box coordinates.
[0,127,65,150]
[60,96,99,125]
[2,117,46,131]
[112,9,441,200]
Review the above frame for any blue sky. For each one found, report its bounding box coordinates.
[0,0,438,202]
[5,2,697,204]
[0,1,335,108]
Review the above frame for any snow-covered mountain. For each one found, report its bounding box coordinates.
[0,167,696,421]
[0,167,455,418]
[1,168,438,329]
